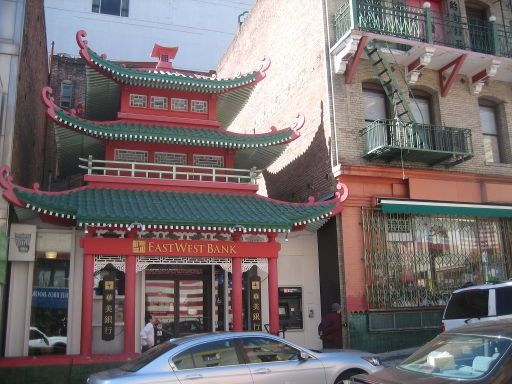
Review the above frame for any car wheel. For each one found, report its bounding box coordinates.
[53,343,66,354]
[334,369,366,384]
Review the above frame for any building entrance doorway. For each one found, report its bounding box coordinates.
[145,266,212,343]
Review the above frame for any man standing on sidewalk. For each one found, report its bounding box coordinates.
[318,303,342,349]
[140,313,157,353]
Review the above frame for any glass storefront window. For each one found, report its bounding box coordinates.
[29,252,70,355]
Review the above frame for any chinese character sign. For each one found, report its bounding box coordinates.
[249,276,262,331]
[102,274,116,341]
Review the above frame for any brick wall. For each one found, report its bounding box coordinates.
[331,59,512,177]
[10,0,48,188]
[46,55,87,187]
[218,0,336,202]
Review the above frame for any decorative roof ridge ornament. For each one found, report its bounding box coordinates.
[76,30,90,61]
[269,113,304,141]
[150,43,178,70]
[41,86,59,120]
[257,56,271,81]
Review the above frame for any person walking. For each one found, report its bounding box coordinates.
[318,303,342,349]
[140,313,157,353]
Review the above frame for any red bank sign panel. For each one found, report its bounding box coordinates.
[82,238,280,259]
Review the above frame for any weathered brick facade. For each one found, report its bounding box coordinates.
[10,0,48,188]
[219,0,512,352]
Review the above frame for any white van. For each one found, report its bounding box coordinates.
[442,281,512,331]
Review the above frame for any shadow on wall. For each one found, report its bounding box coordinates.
[264,101,335,202]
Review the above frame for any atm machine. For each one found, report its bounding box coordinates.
[278,287,303,331]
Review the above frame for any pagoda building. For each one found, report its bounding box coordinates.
[0,31,347,357]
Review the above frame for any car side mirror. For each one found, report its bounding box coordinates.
[299,351,311,361]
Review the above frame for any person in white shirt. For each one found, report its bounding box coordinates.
[140,313,157,352]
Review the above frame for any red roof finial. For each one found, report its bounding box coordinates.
[151,44,179,70]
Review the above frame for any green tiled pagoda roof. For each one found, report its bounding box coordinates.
[77,30,268,93]
[14,187,338,233]
[53,109,296,149]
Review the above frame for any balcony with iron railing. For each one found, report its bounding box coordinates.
[334,0,512,58]
[360,119,473,166]
[79,156,261,185]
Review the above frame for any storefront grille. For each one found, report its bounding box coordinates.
[362,209,512,309]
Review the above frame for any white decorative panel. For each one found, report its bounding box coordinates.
[136,256,232,272]
[193,154,224,168]
[94,256,126,272]
[242,258,268,273]
[154,152,187,165]
[114,149,148,162]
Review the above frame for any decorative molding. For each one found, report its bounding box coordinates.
[406,47,435,84]
[470,60,501,95]
[94,255,125,273]
[332,35,362,74]
[136,256,232,272]
[242,258,268,273]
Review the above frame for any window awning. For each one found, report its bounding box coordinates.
[378,198,512,218]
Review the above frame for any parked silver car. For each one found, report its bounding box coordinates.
[87,332,383,384]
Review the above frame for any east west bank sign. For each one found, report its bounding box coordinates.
[82,238,281,259]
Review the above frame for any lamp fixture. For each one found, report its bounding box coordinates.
[45,251,58,259]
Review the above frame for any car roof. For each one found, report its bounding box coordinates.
[453,280,512,293]
[168,331,282,346]
[446,318,512,338]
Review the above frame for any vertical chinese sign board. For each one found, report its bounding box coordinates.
[102,275,115,341]
[249,276,262,331]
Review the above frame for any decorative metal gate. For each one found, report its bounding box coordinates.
[362,209,512,309]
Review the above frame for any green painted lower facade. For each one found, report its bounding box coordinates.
[0,361,122,384]
[348,311,442,353]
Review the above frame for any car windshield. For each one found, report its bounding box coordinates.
[399,334,511,380]
[121,342,178,372]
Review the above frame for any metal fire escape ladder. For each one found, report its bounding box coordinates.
[364,46,416,124]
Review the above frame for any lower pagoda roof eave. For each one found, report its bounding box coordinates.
[0,167,349,234]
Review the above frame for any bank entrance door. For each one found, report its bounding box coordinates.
[145,266,212,343]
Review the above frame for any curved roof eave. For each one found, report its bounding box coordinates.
[0,166,349,233]
[42,87,304,153]
[76,30,270,94]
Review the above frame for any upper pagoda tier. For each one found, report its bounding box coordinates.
[42,87,304,170]
[77,30,270,94]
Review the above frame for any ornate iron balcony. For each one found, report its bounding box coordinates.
[334,0,511,58]
[79,156,261,184]
[361,119,473,166]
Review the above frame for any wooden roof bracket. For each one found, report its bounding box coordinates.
[345,36,368,84]
[438,54,467,97]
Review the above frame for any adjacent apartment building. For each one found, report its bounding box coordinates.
[218,0,512,352]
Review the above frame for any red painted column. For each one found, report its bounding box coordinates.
[268,257,279,335]
[124,254,136,354]
[231,233,243,331]
[80,253,94,355]
[232,258,243,331]
[268,233,279,335]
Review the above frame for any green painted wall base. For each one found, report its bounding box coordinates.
[349,312,441,353]
[0,361,122,384]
